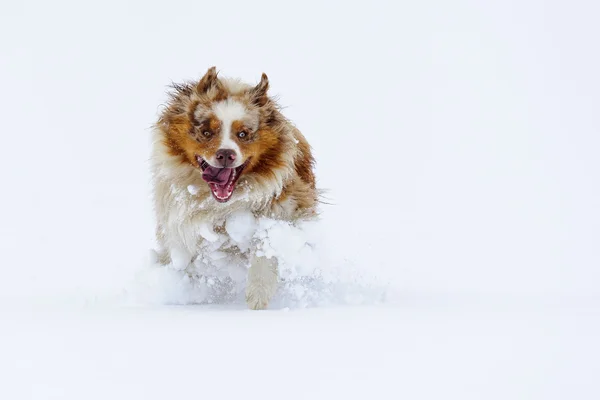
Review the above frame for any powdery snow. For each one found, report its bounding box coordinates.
[225,210,257,249]
[133,214,389,308]
[1,300,599,400]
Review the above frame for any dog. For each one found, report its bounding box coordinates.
[150,67,318,309]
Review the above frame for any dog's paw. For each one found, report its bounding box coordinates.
[245,285,274,310]
[246,255,278,310]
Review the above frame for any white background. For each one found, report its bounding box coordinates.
[1,1,599,399]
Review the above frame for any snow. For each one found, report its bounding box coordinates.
[135,215,387,308]
[225,210,256,248]
[1,0,600,399]
[186,184,200,195]
[2,300,599,400]
[197,221,220,243]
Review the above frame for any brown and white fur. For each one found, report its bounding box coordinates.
[150,67,318,309]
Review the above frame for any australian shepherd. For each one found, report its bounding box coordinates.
[150,67,318,309]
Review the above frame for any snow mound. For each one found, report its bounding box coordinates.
[131,214,389,309]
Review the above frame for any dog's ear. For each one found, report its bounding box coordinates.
[197,66,224,94]
[250,73,269,106]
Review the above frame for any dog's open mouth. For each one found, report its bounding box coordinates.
[196,156,248,203]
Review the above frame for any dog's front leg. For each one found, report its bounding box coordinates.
[246,255,278,310]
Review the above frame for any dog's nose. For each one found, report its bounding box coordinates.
[215,149,237,167]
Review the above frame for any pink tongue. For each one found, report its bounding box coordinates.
[202,167,233,185]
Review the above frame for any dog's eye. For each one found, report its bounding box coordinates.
[237,131,246,138]
[203,131,212,137]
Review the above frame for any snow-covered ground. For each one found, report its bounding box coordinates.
[3,299,599,400]
[1,0,599,399]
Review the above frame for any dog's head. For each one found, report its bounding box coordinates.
[158,67,290,203]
